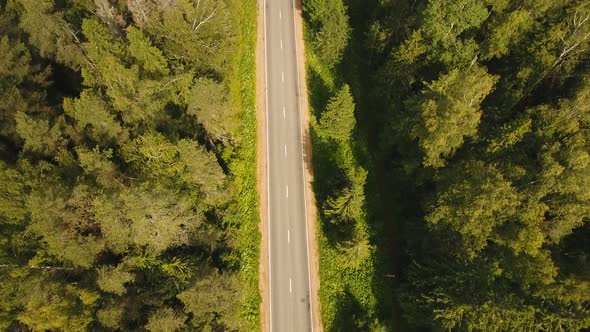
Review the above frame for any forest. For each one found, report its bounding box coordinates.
[2,0,590,330]
[0,0,260,330]
[302,0,590,330]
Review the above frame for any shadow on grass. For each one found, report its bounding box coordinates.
[306,63,332,119]
[302,7,403,329]
[329,289,371,332]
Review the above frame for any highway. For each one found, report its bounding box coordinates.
[263,0,313,331]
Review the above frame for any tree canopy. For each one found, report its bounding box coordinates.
[0,0,256,330]
[303,0,590,329]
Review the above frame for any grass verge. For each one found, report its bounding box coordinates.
[302,19,392,332]
[228,0,261,329]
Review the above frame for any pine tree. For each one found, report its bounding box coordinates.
[96,265,135,295]
[319,85,356,141]
[146,307,186,332]
[18,282,95,332]
[12,0,85,68]
[177,270,240,330]
[127,26,169,76]
[187,78,237,144]
[305,0,351,67]
[407,66,497,167]
[426,160,520,256]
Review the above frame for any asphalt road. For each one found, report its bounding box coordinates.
[264,0,313,331]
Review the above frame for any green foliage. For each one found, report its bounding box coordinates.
[422,0,489,44]
[97,265,134,295]
[302,2,380,328]
[15,112,64,156]
[76,146,118,189]
[0,0,260,329]
[17,283,94,332]
[146,307,186,332]
[141,0,233,72]
[188,78,237,144]
[399,252,589,331]
[0,162,26,224]
[122,134,227,205]
[27,185,105,268]
[347,0,590,330]
[337,234,374,269]
[63,90,127,144]
[305,0,590,330]
[319,84,356,141]
[177,271,240,330]
[127,26,169,76]
[426,161,520,256]
[119,185,207,253]
[324,167,366,224]
[0,270,37,329]
[227,0,262,327]
[96,303,124,329]
[407,65,497,167]
[304,0,351,67]
[11,0,85,68]
[486,116,532,154]
[481,9,532,60]
[0,34,49,142]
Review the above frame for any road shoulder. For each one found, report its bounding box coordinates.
[256,0,270,330]
[293,1,323,331]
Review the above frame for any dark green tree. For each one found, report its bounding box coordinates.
[304,0,350,67]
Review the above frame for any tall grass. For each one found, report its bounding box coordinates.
[228,0,260,329]
[302,20,389,332]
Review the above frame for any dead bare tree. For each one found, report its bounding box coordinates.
[94,0,126,33]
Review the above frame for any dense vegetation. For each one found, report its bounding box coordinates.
[0,0,260,330]
[302,0,391,330]
[303,0,590,330]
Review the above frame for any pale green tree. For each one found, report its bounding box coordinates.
[76,146,119,189]
[97,265,135,295]
[63,90,126,144]
[26,184,105,268]
[408,66,497,167]
[146,307,186,332]
[15,112,63,157]
[337,234,374,269]
[426,161,520,256]
[127,26,169,76]
[12,0,85,68]
[18,283,95,332]
[481,9,533,60]
[187,78,236,144]
[120,185,206,253]
[177,270,240,330]
[319,85,356,141]
[143,0,233,72]
[96,301,125,329]
[0,162,26,224]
